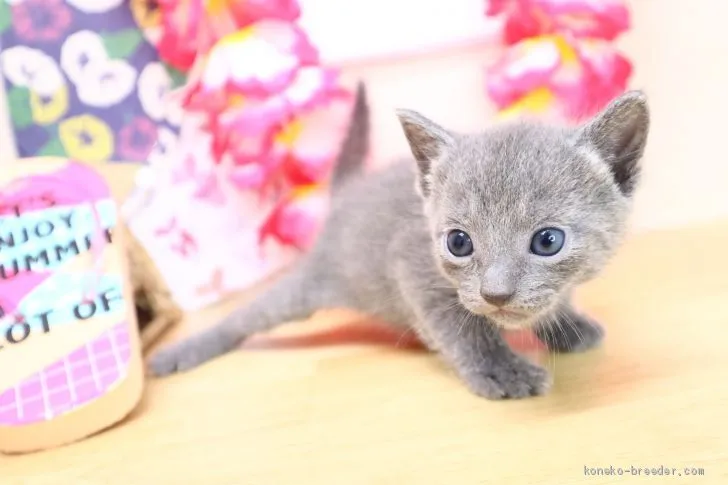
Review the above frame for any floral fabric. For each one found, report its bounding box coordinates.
[0,0,182,163]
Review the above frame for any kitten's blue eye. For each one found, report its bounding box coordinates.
[530,228,565,256]
[446,230,473,257]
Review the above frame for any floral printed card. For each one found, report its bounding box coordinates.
[122,120,308,312]
[0,0,182,164]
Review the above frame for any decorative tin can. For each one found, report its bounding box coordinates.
[0,157,144,454]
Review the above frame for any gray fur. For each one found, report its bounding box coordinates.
[149,87,649,400]
[330,82,369,186]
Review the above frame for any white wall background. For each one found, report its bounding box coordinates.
[298,0,498,65]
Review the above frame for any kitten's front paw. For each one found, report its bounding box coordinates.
[535,313,604,353]
[147,328,238,377]
[462,352,552,399]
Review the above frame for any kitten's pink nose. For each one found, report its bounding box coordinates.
[481,291,514,308]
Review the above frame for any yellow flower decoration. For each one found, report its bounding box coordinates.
[59,114,115,162]
[275,119,302,148]
[30,85,69,125]
[498,87,556,121]
[130,0,161,30]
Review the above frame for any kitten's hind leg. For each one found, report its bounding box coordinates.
[534,302,605,353]
[148,261,338,376]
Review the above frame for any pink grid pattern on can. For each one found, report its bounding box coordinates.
[0,322,130,426]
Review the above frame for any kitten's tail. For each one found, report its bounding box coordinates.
[330,82,370,187]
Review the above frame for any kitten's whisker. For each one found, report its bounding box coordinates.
[558,308,586,348]
[441,300,465,317]
[544,315,558,374]
[552,313,571,353]
[428,285,458,291]
[456,310,470,338]
[395,326,415,348]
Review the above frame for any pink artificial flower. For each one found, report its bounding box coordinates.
[275,103,352,186]
[223,122,324,192]
[485,0,510,14]
[226,134,285,192]
[183,20,321,110]
[156,0,202,71]
[226,0,300,27]
[486,0,543,45]
[258,184,328,251]
[485,34,631,120]
[485,36,562,108]
[540,0,630,40]
[156,0,302,72]
[485,0,630,44]
[228,163,273,191]
[12,0,72,43]
[164,5,345,205]
[203,112,283,180]
[224,90,349,193]
[495,87,563,122]
[564,39,632,119]
[213,66,343,139]
[192,61,344,191]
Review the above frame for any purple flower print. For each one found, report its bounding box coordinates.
[118,117,158,161]
[12,0,73,43]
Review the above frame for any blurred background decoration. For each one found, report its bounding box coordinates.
[483,0,633,121]
[0,0,179,163]
[2,0,727,311]
[0,0,351,312]
[121,0,351,311]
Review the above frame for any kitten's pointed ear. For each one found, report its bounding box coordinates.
[396,109,454,197]
[576,90,650,196]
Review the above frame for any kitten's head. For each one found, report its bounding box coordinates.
[396,92,650,329]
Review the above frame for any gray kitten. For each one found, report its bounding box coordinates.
[149,83,649,399]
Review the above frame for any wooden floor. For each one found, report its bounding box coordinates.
[2,219,728,484]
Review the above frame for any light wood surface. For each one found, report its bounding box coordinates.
[2,219,728,484]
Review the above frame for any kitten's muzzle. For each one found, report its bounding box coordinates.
[480,290,515,308]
